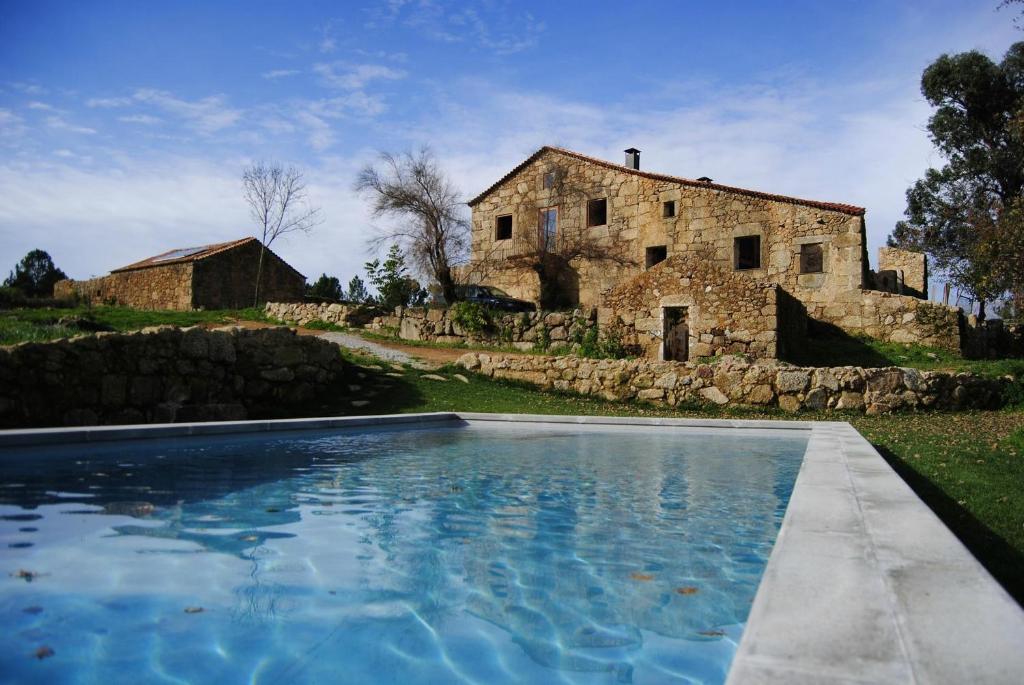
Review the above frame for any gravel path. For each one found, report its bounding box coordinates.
[318,331,421,365]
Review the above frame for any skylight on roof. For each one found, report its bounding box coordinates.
[152,246,205,262]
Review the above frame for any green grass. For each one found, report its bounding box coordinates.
[291,347,1024,605]
[788,332,1024,377]
[0,305,272,345]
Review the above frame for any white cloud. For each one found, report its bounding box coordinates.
[27,101,57,111]
[45,116,97,135]
[118,114,162,125]
[312,62,406,90]
[9,82,46,95]
[132,89,242,134]
[53,149,75,157]
[262,69,301,80]
[0,157,375,286]
[86,97,133,108]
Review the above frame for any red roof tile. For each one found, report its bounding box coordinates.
[466,146,866,216]
[112,237,260,272]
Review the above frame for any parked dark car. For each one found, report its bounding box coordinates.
[453,285,536,312]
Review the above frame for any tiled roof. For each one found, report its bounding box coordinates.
[466,145,866,216]
[110,237,281,273]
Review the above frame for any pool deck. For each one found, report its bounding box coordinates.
[2,412,1022,683]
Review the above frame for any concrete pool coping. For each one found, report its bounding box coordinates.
[2,412,1022,683]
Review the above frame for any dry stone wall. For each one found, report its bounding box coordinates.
[55,263,194,310]
[0,327,349,428]
[457,352,1006,414]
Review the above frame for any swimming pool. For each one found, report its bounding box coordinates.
[1,417,808,684]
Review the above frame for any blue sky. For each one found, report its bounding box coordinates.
[0,0,1018,292]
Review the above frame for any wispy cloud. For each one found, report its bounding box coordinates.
[27,101,58,111]
[45,115,97,135]
[262,69,301,80]
[312,62,406,90]
[9,81,47,95]
[132,89,241,134]
[86,97,133,108]
[118,114,162,125]
[368,0,544,54]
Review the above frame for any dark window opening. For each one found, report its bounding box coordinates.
[587,198,607,227]
[800,242,823,273]
[495,214,512,241]
[543,172,556,189]
[663,201,676,218]
[646,245,667,269]
[663,307,688,362]
[734,235,761,270]
[540,207,557,246]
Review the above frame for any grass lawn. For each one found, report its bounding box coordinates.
[0,305,271,345]
[287,347,1024,605]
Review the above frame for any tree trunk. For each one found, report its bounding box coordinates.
[253,243,268,308]
[437,266,458,304]
[978,299,987,322]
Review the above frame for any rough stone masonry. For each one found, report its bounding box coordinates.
[0,326,349,428]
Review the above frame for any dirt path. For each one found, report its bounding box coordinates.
[221,319,480,368]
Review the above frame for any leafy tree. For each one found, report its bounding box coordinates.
[306,273,343,301]
[364,244,427,310]
[345,275,371,304]
[889,42,1024,318]
[4,249,68,297]
[354,147,469,305]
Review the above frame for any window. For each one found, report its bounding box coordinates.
[495,214,512,241]
[646,245,667,268]
[540,207,557,246]
[543,171,556,189]
[800,242,823,273]
[734,235,761,270]
[663,200,676,218]
[587,198,607,227]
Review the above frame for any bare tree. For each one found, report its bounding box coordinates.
[242,162,321,306]
[354,147,469,304]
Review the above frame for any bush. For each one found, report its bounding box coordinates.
[533,323,551,352]
[450,301,490,335]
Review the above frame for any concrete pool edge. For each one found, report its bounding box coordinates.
[1,413,1021,682]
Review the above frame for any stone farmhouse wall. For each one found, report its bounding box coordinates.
[0,327,348,428]
[457,353,1006,415]
[807,291,962,352]
[55,263,194,310]
[192,239,304,309]
[875,247,928,299]
[597,252,805,360]
[466,147,868,310]
[54,241,304,311]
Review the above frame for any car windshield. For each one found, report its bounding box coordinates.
[481,286,511,297]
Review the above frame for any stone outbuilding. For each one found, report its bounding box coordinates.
[463,145,956,360]
[55,237,305,310]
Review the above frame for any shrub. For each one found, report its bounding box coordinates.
[450,301,490,335]
[533,323,551,352]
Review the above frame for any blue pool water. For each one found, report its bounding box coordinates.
[0,422,807,684]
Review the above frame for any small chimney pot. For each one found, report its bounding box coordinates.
[624,147,641,170]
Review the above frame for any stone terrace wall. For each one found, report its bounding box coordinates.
[598,252,803,360]
[807,291,961,352]
[0,327,348,428]
[54,262,194,310]
[457,352,1005,414]
[267,301,601,351]
[266,301,377,328]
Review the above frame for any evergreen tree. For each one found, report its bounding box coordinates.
[4,249,68,297]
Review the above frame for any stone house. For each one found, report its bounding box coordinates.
[463,146,953,360]
[55,237,305,310]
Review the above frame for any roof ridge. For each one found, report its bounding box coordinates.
[467,145,865,216]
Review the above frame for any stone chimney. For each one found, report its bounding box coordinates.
[624,148,641,170]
